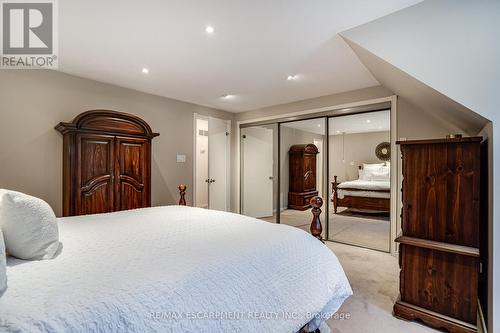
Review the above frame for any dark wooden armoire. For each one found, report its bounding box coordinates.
[288,144,319,210]
[55,110,159,217]
[394,137,482,333]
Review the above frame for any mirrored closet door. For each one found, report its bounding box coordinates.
[328,111,391,252]
[279,118,326,238]
[239,106,393,252]
[241,124,278,223]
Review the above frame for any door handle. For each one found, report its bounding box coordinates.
[211,179,216,183]
[269,176,273,180]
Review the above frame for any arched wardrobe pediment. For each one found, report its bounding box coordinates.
[55,110,160,217]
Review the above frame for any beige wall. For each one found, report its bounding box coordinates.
[0,70,233,216]
[234,85,394,213]
[236,87,461,214]
[397,97,464,140]
[0,69,469,221]
[235,86,392,121]
[329,131,390,183]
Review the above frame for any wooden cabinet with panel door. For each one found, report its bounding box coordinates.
[394,137,482,333]
[56,110,159,217]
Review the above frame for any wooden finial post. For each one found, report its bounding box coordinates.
[310,196,323,242]
[332,175,339,214]
[178,184,187,206]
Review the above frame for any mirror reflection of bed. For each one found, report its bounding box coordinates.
[330,162,390,252]
[258,111,391,252]
[328,111,391,252]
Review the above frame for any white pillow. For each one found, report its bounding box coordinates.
[363,163,385,169]
[361,164,383,180]
[371,170,390,181]
[379,165,390,174]
[0,227,7,297]
[0,190,60,260]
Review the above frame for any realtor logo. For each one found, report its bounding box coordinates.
[1,0,58,68]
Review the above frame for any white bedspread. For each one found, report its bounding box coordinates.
[337,180,390,199]
[0,206,352,333]
[337,179,390,191]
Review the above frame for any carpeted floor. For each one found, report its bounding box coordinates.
[328,208,390,252]
[260,209,319,227]
[325,242,436,333]
[260,208,390,252]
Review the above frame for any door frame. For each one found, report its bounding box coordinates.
[193,113,231,210]
[313,138,324,200]
[236,95,400,255]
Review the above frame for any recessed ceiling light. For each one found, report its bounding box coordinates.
[221,94,234,100]
[287,75,298,81]
[205,26,215,34]
[141,68,149,74]
[317,124,321,128]
[366,119,371,123]
[336,130,341,134]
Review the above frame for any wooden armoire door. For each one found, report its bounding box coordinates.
[288,144,319,210]
[303,154,317,192]
[394,137,482,333]
[115,137,150,211]
[401,142,480,247]
[77,134,115,215]
[56,110,159,217]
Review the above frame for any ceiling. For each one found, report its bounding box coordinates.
[340,1,490,135]
[282,110,390,135]
[328,110,390,134]
[58,0,422,112]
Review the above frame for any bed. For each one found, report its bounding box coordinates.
[0,188,352,333]
[332,163,391,214]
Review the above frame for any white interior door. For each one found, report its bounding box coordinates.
[242,127,273,218]
[195,118,209,208]
[208,117,228,211]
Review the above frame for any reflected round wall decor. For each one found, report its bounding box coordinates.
[375,142,391,161]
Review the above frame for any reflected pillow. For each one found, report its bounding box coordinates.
[371,170,390,181]
[0,190,60,260]
[362,163,384,180]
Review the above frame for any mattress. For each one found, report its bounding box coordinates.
[337,180,390,199]
[0,206,352,333]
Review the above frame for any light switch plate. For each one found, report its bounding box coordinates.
[176,154,186,163]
